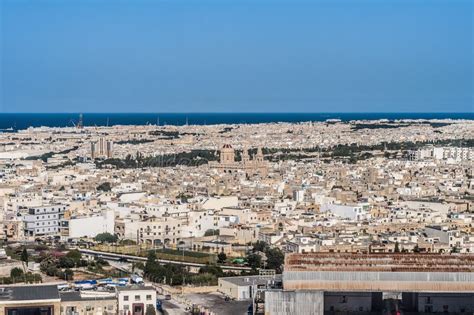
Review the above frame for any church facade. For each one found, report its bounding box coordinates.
[209,144,268,177]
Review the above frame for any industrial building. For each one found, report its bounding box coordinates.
[263,253,474,315]
[218,274,282,300]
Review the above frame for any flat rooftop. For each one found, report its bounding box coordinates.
[60,291,116,302]
[0,285,60,302]
[219,274,282,287]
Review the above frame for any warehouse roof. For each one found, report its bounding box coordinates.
[0,285,60,301]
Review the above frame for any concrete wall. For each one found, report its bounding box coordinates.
[324,292,372,312]
[264,291,324,315]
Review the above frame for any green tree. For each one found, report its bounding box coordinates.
[394,242,400,253]
[199,265,223,277]
[265,248,284,273]
[145,250,158,276]
[188,273,217,286]
[134,262,145,271]
[96,182,112,192]
[94,232,118,243]
[145,304,156,315]
[66,249,83,266]
[59,257,75,268]
[33,273,42,283]
[253,241,269,253]
[59,269,74,281]
[21,247,29,263]
[246,253,262,270]
[45,265,59,277]
[217,252,227,264]
[10,267,24,281]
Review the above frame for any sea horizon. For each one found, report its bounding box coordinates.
[0,112,473,131]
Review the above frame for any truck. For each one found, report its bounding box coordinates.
[131,274,144,284]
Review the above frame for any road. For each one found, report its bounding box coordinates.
[80,248,252,271]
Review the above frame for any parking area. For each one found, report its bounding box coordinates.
[157,293,187,315]
[183,292,250,315]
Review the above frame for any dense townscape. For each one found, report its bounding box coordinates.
[0,118,473,315]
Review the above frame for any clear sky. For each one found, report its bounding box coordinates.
[1,0,472,113]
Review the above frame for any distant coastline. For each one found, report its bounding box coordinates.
[0,112,473,131]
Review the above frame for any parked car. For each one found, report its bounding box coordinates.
[156,300,163,311]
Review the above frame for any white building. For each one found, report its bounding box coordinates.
[411,147,473,161]
[218,275,281,300]
[23,205,67,237]
[117,285,156,315]
[321,203,371,221]
[64,209,115,239]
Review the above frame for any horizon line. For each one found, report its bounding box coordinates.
[1,112,473,115]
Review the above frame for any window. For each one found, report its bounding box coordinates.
[135,295,140,301]
[123,295,129,301]
[124,306,129,311]
[146,295,152,301]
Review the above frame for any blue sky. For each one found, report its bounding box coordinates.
[1,0,472,113]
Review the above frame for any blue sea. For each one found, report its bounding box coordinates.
[0,113,473,131]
